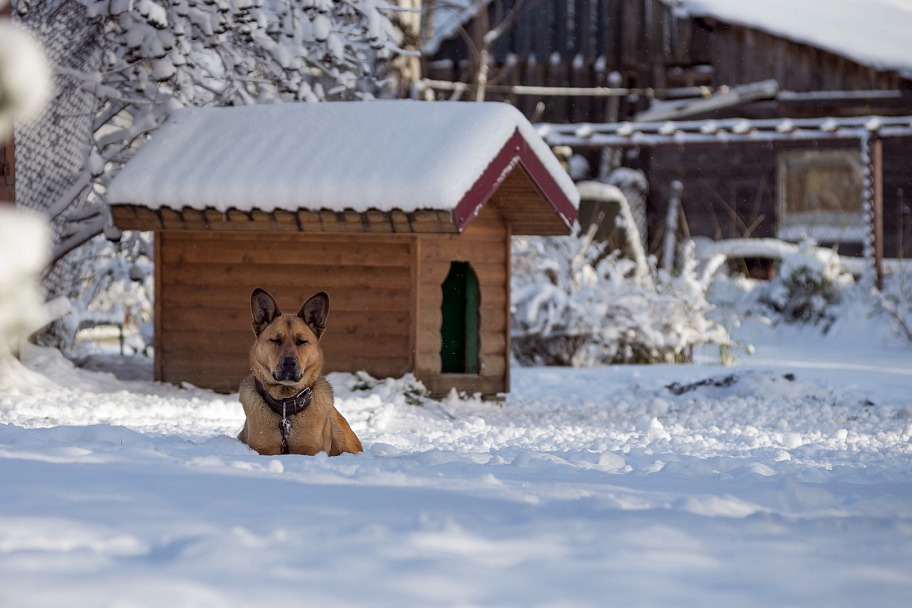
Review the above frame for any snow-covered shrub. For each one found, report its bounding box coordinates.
[0,209,50,359]
[511,234,730,366]
[878,269,912,345]
[760,241,853,329]
[35,232,153,356]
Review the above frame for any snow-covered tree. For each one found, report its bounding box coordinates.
[16,0,397,262]
[13,0,398,351]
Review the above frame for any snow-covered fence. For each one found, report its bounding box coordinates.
[691,236,908,278]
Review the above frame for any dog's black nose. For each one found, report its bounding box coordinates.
[273,356,302,382]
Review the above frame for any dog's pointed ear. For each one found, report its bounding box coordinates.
[251,288,281,337]
[298,291,329,340]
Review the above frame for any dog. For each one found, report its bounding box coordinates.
[237,288,362,456]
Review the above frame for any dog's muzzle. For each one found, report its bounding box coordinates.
[273,356,302,383]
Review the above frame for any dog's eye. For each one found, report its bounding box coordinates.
[295,338,308,346]
[269,337,282,345]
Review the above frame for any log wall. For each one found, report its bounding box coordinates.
[415,205,511,397]
[154,206,512,397]
[157,232,417,393]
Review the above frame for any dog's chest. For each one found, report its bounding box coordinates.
[284,411,329,454]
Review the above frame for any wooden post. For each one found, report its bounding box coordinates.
[661,180,683,271]
[0,138,14,204]
[863,133,884,290]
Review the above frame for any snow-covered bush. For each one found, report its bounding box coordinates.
[760,241,854,329]
[878,270,912,345]
[35,232,153,356]
[0,209,50,360]
[511,234,730,366]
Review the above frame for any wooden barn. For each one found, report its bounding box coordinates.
[422,0,912,124]
[542,115,912,283]
[107,101,578,397]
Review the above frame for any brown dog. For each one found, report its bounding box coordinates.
[237,288,362,456]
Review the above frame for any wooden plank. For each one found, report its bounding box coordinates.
[321,356,412,378]
[480,356,506,378]
[204,208,227,227]
[179,208,210,231]
[418,307,506,335]
[160,349,413,381]
[155,232,164,381]
[366,210,393,233]
[163,330,411,356]
[343,209,364,232]
[319,210,344,233]
[135,206,164,230]
[162,309,410,336]
[419,263,507,287]
[162,262,413,289]
[249,209,273,226]
[297,210,322,232]
[420,374,506,398]
[272,209,299,231]
[416,327,506,358]
[159,237,413,266]
[160,286,413,311]
[390,210,412,233]
[411,210,457,232]
[222,208,263,231]
[110,205,149,230]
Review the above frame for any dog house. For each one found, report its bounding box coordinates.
[108,101,578,397]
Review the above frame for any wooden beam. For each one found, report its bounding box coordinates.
[870,136,884,290]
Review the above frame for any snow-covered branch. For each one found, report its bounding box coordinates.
[15,0,398,350]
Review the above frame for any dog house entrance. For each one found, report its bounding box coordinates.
[440,261,480,374]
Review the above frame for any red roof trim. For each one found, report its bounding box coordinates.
[452,129,577,233]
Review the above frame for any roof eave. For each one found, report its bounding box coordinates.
[452,129,577,235]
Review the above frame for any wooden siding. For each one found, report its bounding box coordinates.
[154,207,514,397]
[157,232,416,393]
[643,137,912,258]
[708,23,907,93]
[428,0,912,124]
[415,205,511,397]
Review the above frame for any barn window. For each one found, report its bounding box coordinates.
[777,150,865,246]
[440,261,480,374]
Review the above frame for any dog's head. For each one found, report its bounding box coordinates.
[249,288,329,388]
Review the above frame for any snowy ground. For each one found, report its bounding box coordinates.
[1,313,911,607]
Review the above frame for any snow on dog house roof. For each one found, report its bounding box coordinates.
[109,100,578,235]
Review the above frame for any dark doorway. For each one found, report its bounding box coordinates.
[440,261,480,374]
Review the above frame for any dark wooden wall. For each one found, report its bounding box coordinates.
[428,0,912,123]
[642,138,912,259]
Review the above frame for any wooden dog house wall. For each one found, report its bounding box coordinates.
[120,204,511,397]
[108,101,578,398]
